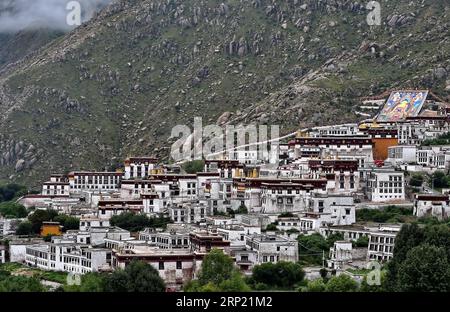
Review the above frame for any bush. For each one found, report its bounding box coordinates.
[16,221,33,236]
[303,278,326,292]
[185,249,249,292]
[182,160,205,174]
[110,212,171,232]
[0,184,27,203]
[297,233,328,265]
[235,204,248,214]
[325,274,358,292]
[265,223,278,231]
[104,261,165,292]
[409,174,424,187]
[354,235,369,247]
[0,202,27,218]
[251,262,305,289]
[54,215,80,232]
[356,206,412,223]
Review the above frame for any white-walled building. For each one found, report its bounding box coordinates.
[414,194,450,220]
[124,157,159,179]
[367,225,400,262]
[97,199,143,219]
[328,241,353,269]
[308,160,360,194]
[365,168,405,202]
[68,171,123,193]
[245,234,298,264]
[290,136,374,168]
[25,240,111,274]
[139,227,191,249]
[386,145,417,165]
[416,146,450,170]
[41,174,70,196]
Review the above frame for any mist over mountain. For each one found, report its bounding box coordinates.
[0,0,114,33]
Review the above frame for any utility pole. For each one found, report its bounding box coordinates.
[322,250,325,268]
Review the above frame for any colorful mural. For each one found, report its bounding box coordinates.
[376,90,428,122]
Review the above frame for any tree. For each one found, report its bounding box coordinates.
[356,206,412,223]
[397,244,450,292]
[110,212,170,232]
[198,249,235,285]
[303,278,326,292]
[326,233,344,248]
[0,202,28,218]
[423,224,450,260]
[409,173,424,187]
[0,184,27,203]
[251,262,305,289]
[360,270,388,292]
[16,221,33,236]
[297,233,328,265]
[104,261,165,292]
[354,235,369,248]
[431,171,449,188]
[325,274,358,292]
[54,215,80,232]
[182,160,205,174]
[265,223,278,231]
[0,273,45,292]
[386,222,450,291]
[235,204,248,214]
[185,249,249,292]
[28,209,59,234]
[64,273,106,292]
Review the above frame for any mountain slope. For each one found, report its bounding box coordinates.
[0,0,449,187]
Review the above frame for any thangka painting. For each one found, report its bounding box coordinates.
[376,90,428,122]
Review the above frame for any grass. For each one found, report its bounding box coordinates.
[345,268,371,275]
[0,262,68,284]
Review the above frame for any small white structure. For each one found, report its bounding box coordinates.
[386,145,417,165]
[0,245,6,263]
[414,194,450,220]
[124,157,159,179]
[245,233,298,264]
[328,241,353,269]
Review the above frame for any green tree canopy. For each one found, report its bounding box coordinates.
[325,274,358,292]
[251,261,305,289]
[182,160,205,174]
[110,212,170,232]
[397,244,450,292]
[354,235,369,248]
[28,209,59,234]
[409,173,424,187]
[54,214,80,232]
[0,271,45,292]
[104,261,165,292]
[431,171,449,188]
[0,184,27,203]
[302,278,326,292]
[0,202,28,218]
[185,249,249,292]
[297,233,328,265]
[16,221,33,236]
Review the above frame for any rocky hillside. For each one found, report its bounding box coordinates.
[0,29,62,69]
[0,0,449,187]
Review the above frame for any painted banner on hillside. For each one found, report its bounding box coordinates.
[376,90,428,122]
